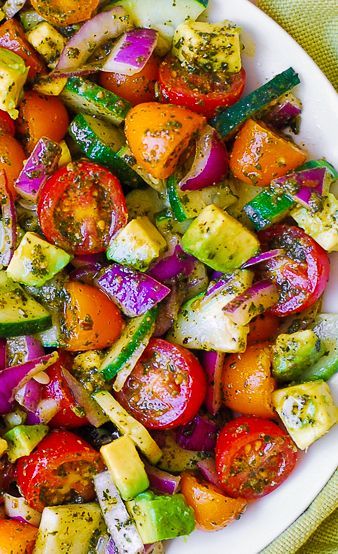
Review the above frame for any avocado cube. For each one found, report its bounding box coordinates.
[7,232,72,287]
[4,424,49,462]
[291,193,338,252]
[173,20,242,73]
[127,491,195,543]
[26,22,66,68]
[100,435,149,500]
[182,204,259,272]
[106,217,167,271]
[272,381,338,450]
[272,330,325,382]
[0,47,28,119]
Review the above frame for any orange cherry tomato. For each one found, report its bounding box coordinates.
[0,19,45,80]
[247,313,280,344]
[0,520,38,554]
[99,55,160,106]
[0,110,15,135]
[63,281,124,351]
[180,473,247,531]
[124,102,206,179]
[222,342,276,418]
[17,91,69,153]
[0,134,25,198]
[31,0,99,26]
[230,119,307,186]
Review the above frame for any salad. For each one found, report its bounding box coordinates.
[0,0,337,552]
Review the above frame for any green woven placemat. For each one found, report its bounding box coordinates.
[258,0,338,88]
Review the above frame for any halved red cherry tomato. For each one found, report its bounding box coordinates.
[17,429,104,512]
[0,110,15,136]
[159,56,246,118]
[99,54,160,106]
[37,160,128,255]
[115,338,207,430]
[43,361,88,428]
[216,416,298,499]
[258,225,330,317]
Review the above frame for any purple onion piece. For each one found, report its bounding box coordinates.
[148,244,195,282]
[0,339,6,371]
[264,92,302,129]
[69,264,103,285]
[55,7,131,74]
[71,253,107,268]
[223,280,279,325]
[176,415,217,452]
[6,335,45,366]
[26,398,60,425]
[0,171,16,267]
[153,280,187,337]
[4,494,41,527]
[211,271,223,281]
[179,126,229,191]
[197,458,220,487]
[204,272,235,301]
[0,351,58,415]
[271,167,326,209]
[15,137,61,201]
[15,379,42,412]
[241,249,284,269]
[96,264,170,318]
[201,351,225,416]
[106,537,118,554]
[101,28,158,75]
[144,543,164,554]
[145,463,181,495]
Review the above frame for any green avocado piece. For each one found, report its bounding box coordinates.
[7,232,72,287]
[106,217,167,271]
[0,47,28,119]
[4,424,49,462]
[182,204,259,272]
[272,330,325,382]
[127,491,195,543]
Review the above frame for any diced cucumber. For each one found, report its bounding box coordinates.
[26,22,66,68]
[154,209,192,241]
[61,77,131,125]
[157,431,209,472]
[4,424,48,462]
[167,176,236,222]
[20,9,45,31]
[110,0,208,53]
[300,314,338,381]
[33,503,103,554]
[100,308,157,387]
[272,330,325,382]
[0,271,52,337]
[68,114,143,187]
[126,188,168,222]
[272,381,337,450]
[93,390,162,464]
[244,188,295,230]
[212,67,300,138]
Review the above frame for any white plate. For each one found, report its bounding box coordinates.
[168,1,338,552]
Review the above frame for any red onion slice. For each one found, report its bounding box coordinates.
[197,458,220,487]
[101,28,158,75]
[62,368,108,427]
[144,463,181,495]
[4,494,41,526]
[241,249,284,269]
[15,378,42,412]
[176,415,217,452]
[271,167,326,208]
[204,272,235,302]
[264,92,302,129]
[55,7,131,75]
[15,137,61,201]
[0,170,16,267]
[223,280,279,325]
[148,243,195,282]
[201,350,225,416]
[6,335,44,366]
[179,126,229,191]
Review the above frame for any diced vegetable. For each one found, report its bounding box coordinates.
[148,243,195,282]
[0,47,28,118]
[4,424,49,462]
[262,92,302,129]
[126,188,167,221]
[156,431,209,472]
[197,458,220,487]
[212,67,300,138]
[182,204,259,272]
[272,380,337,450]
[242,249,284,269]
[93,390,162,464]
[100,435,149,500]
[222,280,279,325]
[272,330,325,382]
[176,415,217,451]
[101,28,158,75]
[301,313,338,381]
[0,171,16,268]
[244,188,295,231]
[94,471,144,554]
[3,0,27,19]
[201,351,225,415]
[15,137,62,201]
[96,264,170,317]
[144,463,181,495]
[291,193,338,252]
[26,22,65,68]
[4,494,42,527]
[6,335,44,366]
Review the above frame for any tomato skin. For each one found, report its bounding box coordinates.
[37,160,128,255]
[124,102,206,179]
[230,119,307,186]
[63,281,124,351]
[43,361,88,428]
[0,519,38,554]
[17,429,104,512]
[99,55,160,106]
[247,313,280,344]
[0,110,15,136]
[116,338,207,430]
[181,473,247,531]
[31,0,99,26]
[259,225,330,317]
[0,134,25,198]
[17,91,69,153]
[216,416,298,499]
[222,342,276,419]
[0,19,45,80]
[159,56,246,118]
